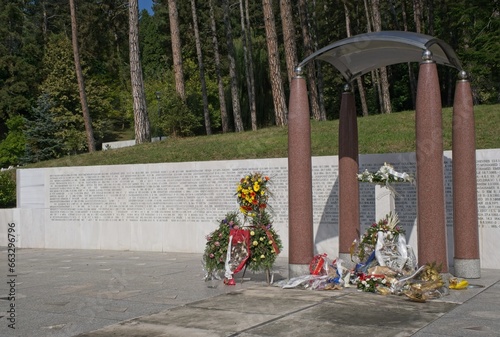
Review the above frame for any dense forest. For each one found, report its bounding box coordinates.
[0,0,498,167]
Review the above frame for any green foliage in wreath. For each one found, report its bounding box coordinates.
[202,212,241,277]
[247,211,283,272]
[353,212,405,262]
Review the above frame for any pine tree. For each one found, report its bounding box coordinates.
[129,0,151,143]
[23,94,65,163]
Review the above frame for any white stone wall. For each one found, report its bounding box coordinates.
[2,149,499,269]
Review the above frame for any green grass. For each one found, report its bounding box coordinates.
[27,104,500,168]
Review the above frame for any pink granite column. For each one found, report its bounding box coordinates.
[415,50,448,272]
[452,71,481,278]
[338,84,360,266]
[287,67,314,277]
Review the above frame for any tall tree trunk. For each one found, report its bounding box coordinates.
[262,0,287,126]
[129,0,150,143]
[42,1,48,43]
[223,0,244,132]
[279,0,298,86]
[190,0,211,135]
[371,0,392,114]
[364,0,383,113]
[298,0,322,121]
[69,0,95,152]
[240,0,257,131]
[245,0,257,130]
[402,0,417,109]
[208,0,229,133]
[343,0,368,116]
[168,0,185,101]
[311,0,327,120]
[427,0,435,35]
[413,0,423,33]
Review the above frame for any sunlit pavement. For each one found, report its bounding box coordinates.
[1,248,499,337]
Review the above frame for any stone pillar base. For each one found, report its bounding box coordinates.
[288,264,310,278]
[454,258,481,279]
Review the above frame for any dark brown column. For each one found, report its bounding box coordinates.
[452,71,481,278]
[338,84,359,266]
[415,51,448,272]
[287,67,314,277]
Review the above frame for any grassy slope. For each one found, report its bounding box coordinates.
[27,104,500,168]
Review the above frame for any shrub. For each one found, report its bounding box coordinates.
[0,171,16,208]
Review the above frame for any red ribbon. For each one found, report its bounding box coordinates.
[261,225,280,255]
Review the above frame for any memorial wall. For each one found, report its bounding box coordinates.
[3,148,499,269]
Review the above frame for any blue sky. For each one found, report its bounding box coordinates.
[138,0,153,14]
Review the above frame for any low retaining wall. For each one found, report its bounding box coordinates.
[0,149,498,269]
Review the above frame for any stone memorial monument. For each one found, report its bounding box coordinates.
[288,31,480,278]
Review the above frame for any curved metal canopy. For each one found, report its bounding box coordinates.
[298,31,462,81]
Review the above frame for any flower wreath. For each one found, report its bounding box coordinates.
[236,172,270,218]
[203,173,282,281]
[203,212,241,279]
[351,212,405,263]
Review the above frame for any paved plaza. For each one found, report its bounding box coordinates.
[0,248,499,337]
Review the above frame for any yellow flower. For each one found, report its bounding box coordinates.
[250,231,255,236]
[260,254,265,259]
[260,237,265,241]
[268,240,273,245]
[253,241,258,246]
[253,183,260,192]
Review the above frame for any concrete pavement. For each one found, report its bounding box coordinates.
[1,248,499,337]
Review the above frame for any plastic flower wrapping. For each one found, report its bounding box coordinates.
[351,212,411,271]
[203,173,282,284]
[276,212,458,303]
[350,213,450,302]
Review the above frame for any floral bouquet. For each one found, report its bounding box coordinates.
[355,273,390,294]
[357,162,414,190]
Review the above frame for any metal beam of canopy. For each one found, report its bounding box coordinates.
[287,30,480,278]
[297,30,462,81]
